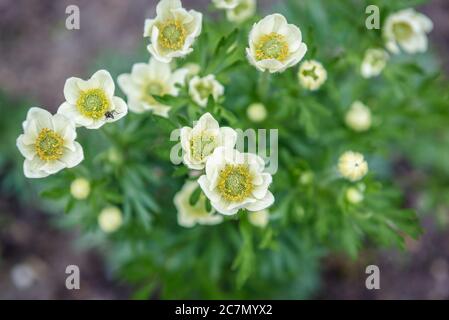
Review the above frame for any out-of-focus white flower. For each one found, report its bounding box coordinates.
[198,147,274,215]
[183,62,201,77]
[10,264,37,290]
[58,70,128,129]
[383,8,433,54]
[338,151,368,182]
[70,178,91,200]
[247,103,267,122]
[298,60,327,91]
[361,48,389,78]
[174,181,223,228]
[189,75,224,107]
[118,58,188,117]
[180,113,237,170]
[143,0,202,63]
[345,101,372,132]
[248,209,269,228]
[98,206,123,233]
[16,108,84,179]
[213,0,239,9]
[299,171,314,185]
[226,0,256,24]
[346,187,364,204]
[246,14,307,73]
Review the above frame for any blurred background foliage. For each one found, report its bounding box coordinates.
[1,0,449,299]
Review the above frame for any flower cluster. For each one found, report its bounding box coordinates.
[16,0,434,238]
[213,0,256,24]
[179,113,274,221]
[17,70,128,178]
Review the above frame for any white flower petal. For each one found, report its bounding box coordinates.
[16,135,36,160]
[252,173,272,199]
[26,107,53,130]
[91,70,115,97]
[60,141,84,168]
[23,158,49,179]
[63,78,82,104]
[198,175,221,203]
[245,191,275,212]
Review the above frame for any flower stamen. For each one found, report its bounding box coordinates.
[255,33,289,61]
[190,133,217,162]
[76,88,110,120]
[35,128,64,161]
[158,20,187,50]
[217,164,254,202]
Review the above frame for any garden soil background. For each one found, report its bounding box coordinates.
[0,0,449,299]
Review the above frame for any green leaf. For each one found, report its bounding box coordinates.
[189,185,202,206]
[41,187,66,199]
[232,220,255,288]
[172,166,189,178]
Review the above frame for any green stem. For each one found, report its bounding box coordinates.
[258,71,271,100]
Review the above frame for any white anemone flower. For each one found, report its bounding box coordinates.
[183,62,201,77]
[338,151,369,182]
[247,103,267,122]
[198,146,275,215]
[118,58,188,117]
[98,206,123,233]
[58,70,128,129]
[298,60,327,91]
[346,187,364,204]
[180,113,237,170]
[248,209,269,228]
[70,178,91,200]
[246,14,307,73]
[16,108,84,179]
[174,181,223,228]
[226,0,256,24]
[143,0,202,63]
[213,0,239,9]
[188,75,224,107]
[383,8,433,54]
[361,48,389,78]
[345,101,372,132]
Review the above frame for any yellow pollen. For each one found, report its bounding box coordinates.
[76,88,110,120]
[158,20,187,50]
[217,164,254,202]
[35,128,64,161]
[255,33,289,62]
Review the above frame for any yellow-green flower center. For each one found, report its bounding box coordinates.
[233,2,249,15]
[141,81,167,105]
[393,22,413,41]
[255,33,289,61]
[190,132,217,162]
[367,51,386,68]
[158,20,187,50]
[188,193,212,218]
[301,66,319,81]
[217,164,254,202]
[76,88,110,120]
[195,82,214,100]
[35,128,64,161]
[147,82,165,96]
